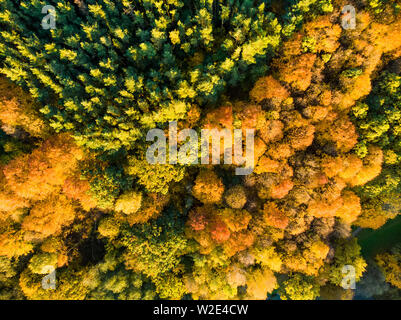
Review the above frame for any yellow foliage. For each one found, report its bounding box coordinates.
[252,246,282,272]
[245,268,277,300]
[338,154,363,181]
[309,241,330,260]
[98,216,121,238]
[115,191,143,215]
[192,169,224,204]
[350,146,383,186]
[0,77,48,137]
[335,191,361,224]
[255,156,280,174]
[0,226,33,258]
[126,193,169,225]
[21,195,77,240]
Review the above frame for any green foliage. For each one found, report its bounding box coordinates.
[83,161,133,209]
[367,0,401,15]
[281,0,334,36]
[326,238,367,287]
[153,272,187,300]
[83,251,154,300]
[352,71,401,225]
[117,208,189,279]
[279,273,320,300]
[126,156,185,194]
[4,0,400,302]
[98,216,121,239]
[0,256,24,299]
[0,130,34,164]
[28,252,58,274]
[342,68,363,79]
[0,0,294,153]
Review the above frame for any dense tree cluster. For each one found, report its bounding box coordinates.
[0,0,400,300]
[352,71,401,228]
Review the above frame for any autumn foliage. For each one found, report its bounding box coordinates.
[0,0,401,301]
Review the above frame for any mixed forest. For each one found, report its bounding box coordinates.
[0,0,401,300]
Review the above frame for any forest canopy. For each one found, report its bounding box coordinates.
[0,0,401,300]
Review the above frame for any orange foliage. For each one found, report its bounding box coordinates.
[303,16,341,53]
[270,179,294,199]
[0,169,29,214]
[338,154,363,181]
[307,197,343,218]
[3,134,83,201]
[253,137,267,163]
[277,53,316,92]
[317,115,358,153]
[188,206,210,231]
[21,195,77,240]
[192,169,224,204]
[321,154,363,182]
[0,77,47,137]
[203,105,233,129]
[235,102,266,132]
[321,156,343,178]
[319,90,332,106]
[258,120,284,144]
[262,202,289,229]
[250,76,289,104]
[209,219,230,243]
[335,191,361,224]
[62,175,97,211]
[183,104,201,128]
[187,206,253,253]
[281,33,302,57]
[303,105,329,122]
[219,208,252,233]
[266,142,293,160]
[254,156,281,174]
[286,124,315,150]
[223,230,254,257]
